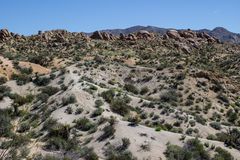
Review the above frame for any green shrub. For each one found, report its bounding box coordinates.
[101,89,115,103]
[140,86,149,95]
[120,138,130,151]
[41,86,59,96]
[36,93,49,102]
[33,76,50,86]
[0,109,13,137]
[160,90,178,103]
[213,147,234,160]
[97,124,115,141]
[195,115,206,125]
[12,73,31,85]
[47,123,70,140]
[18,122,30,133]
[217,93,229,104]
[75,117,95,131]
[80,147,99,160]
[223,128,240,150]
[209,122,222,130]
[75,108,83,115]
[165,138,210,160]
[62,95,76,106]
[95,99,104,107]
[12,94,34,106]
[226,109,238,123]
[0,76,7,85]
[124,84,139,94]
[45,136,68,151]
[65,106,73,114]
[105,145,136,160]
[110,98,130,116]
[91,108,103,117]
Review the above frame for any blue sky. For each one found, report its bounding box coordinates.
[0,0,239,35]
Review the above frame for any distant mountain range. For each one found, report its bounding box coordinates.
[98,25,240,44]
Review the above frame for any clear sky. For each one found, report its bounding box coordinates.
[0,0,239,35]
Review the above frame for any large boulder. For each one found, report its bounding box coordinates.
[0,29,12,40]
[127,33,137,41]
[179,30,195,39]
[90,31,115,40]
[166,30,181,40]
[91,31,103,40]
[136,30,154,40]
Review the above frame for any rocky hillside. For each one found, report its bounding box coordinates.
[99,25,240,44]
[0,28,240,160]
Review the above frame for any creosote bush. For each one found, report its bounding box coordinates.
[62,94,76,106]
[75,117,96,131]
[124,84,139,94]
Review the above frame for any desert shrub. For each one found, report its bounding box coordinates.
[36,93,49,102]
[217,93,229,104]
[28,54,50,66]
[75,117,96,131]
[95,99,104,107]
[0,109,13,137]
[140,112,148,119]
[98,124,116,141]
[127,115,141,126]
[12,94,34,106]
[1,134,30,149]
[75,108,83,115]
[45,136,68,151]
[91,108,103,117]
[41,86,59,96]
[140,86,149,95]
[160,89,178,103]
[47,123,70,140]
[155,126,162,132]
[33,154,59,160]
[33,76,50,86]
[124,84,139,94]
[18,122,30,133]
[12,73,31,85]
[62,95,76,106]
[19,67,33,75]
[195,115,206,125]
[0,85,11,95]
[209,122,222,130]
[81,147,99,160]
[110,98,130,116]
[165,138,210,160]
[226,109,238,123]
[0,76,7,85]
[213,147,234,160]
[189,120,196,127]
[65,106,73,114]
[119,138,130,151]
[105,145,136,160]
[223,128,240,150]
[42,118,58,131]
[101,89,115,103]
[43,122,79,152]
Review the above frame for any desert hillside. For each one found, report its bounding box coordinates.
[0,28,240,160]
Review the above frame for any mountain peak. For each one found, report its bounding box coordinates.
[212,27,231,33]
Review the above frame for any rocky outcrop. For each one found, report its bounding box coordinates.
[0,29,12,40]
[166,30,182,40]
[136,30,154,40]
[119,30,155,41]
[166,29,219,43]
[90,31,116,40]
[164,29,220,53]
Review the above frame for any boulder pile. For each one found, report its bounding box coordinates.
[0,29,12,41]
